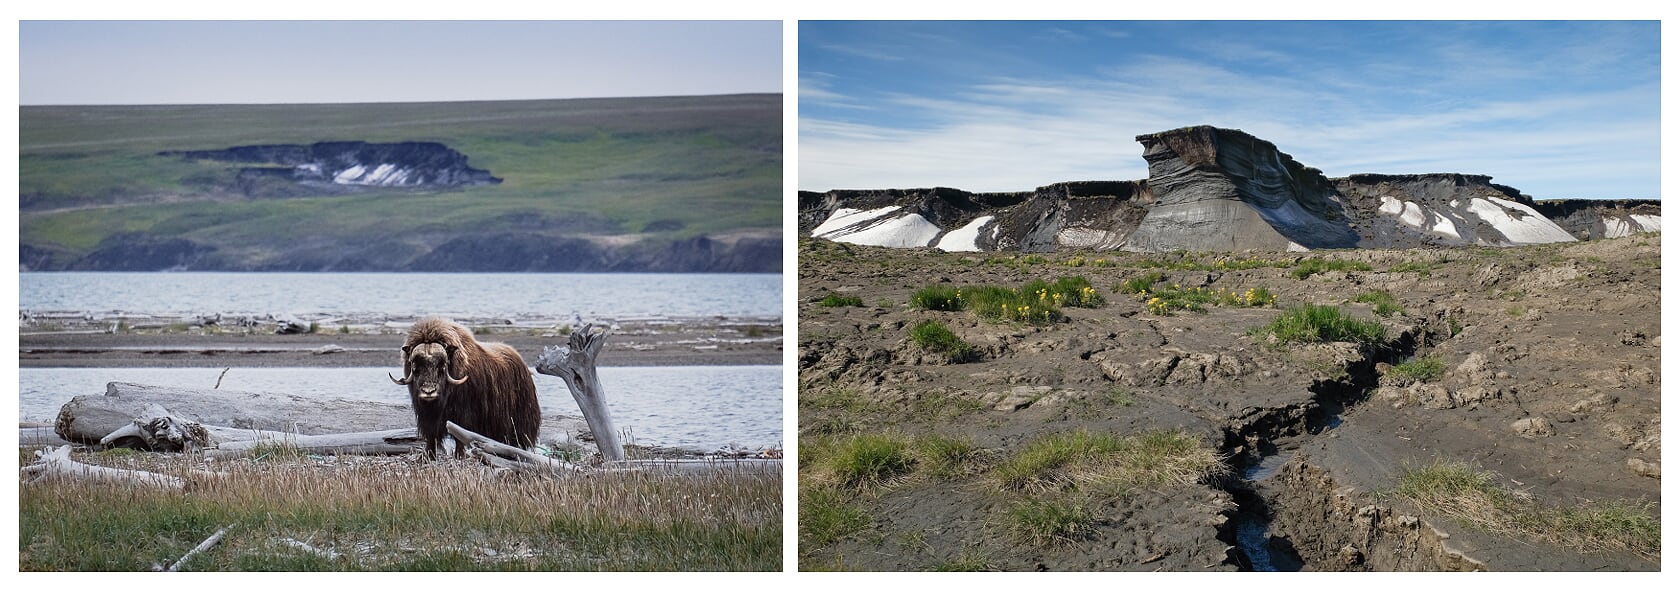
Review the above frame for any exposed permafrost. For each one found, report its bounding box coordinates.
[1466,196,1577,245]
[935,216,993,252]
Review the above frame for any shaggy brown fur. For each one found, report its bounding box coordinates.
[395,317,541,458]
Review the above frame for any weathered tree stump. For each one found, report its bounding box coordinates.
[534,323,625,462]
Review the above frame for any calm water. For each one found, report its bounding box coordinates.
[19,366,781,450]
[19,272,781,319]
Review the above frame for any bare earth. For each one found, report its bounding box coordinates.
[797,234,1659,571]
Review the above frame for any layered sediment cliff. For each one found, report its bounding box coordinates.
[801,125,1657,252]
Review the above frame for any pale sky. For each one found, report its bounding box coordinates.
[801,21,1661,200]
[19,21,782,105]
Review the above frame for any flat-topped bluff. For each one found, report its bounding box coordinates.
[800,125,1660,252]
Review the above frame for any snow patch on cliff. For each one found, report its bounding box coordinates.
[811,206,903,237]
[936,216,993,252]
[1468,197,1577,245]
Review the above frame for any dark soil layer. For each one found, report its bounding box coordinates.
[796,234,1660,571]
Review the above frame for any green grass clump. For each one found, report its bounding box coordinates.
[1117,272,1165,296]
[1250,304,1385,346]
[914,435,982,479]
[1023,276,1104,308]
[1354,290,1403,317]
[1389,356,1445,383]
[909,285,963,311]
[798,485,872,550]
[1005,497,1094,545]
[960,285,1062,324]
[1392,460,1659,559]
[1133,282,1275,315]
[910,321,979,363]
[819,293,865,308]
[994,429,1222,493]
[828,434,915,488]
[1290,257,1373,279]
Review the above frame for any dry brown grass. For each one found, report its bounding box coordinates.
[19,449,780,571]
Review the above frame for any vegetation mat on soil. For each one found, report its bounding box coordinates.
[1391,460,1659,560]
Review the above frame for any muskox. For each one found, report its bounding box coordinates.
[389,317,541,459]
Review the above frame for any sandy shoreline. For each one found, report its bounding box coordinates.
[20,316,783,368]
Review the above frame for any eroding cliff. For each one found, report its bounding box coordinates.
[1533,199,1663,240]
[801,125,1654,253]
[165,141,501,198]
[1127,126,1357,252]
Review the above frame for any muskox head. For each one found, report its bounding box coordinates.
[389,341,469,401]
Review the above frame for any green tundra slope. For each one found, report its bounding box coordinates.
[19,94,782,272]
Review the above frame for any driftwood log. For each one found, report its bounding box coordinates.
[534,323,625,462]
[21,444,187,490]
[447,422,780,475]
[95,403,421,457]
[55,382,413,443]
[50,381,586,452]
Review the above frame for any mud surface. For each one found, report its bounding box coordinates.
[797,234,1659,571]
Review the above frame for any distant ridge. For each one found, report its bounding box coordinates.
[800,125,1659,252]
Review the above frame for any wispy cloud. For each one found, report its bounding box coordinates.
[798,22,1658,199]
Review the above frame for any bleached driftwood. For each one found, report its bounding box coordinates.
[93,403,418,457]
[447,421,780,476]
[203,428,421,459]
[100,404,214,451]
[55,382,414,444]
[534,323,625,462]
[446,422,589,474]
[54,381,589,452]
[164,524,234,572]
[20,444,186,490]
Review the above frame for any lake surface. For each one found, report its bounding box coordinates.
[19,366,782,451]
[19,272,782,320]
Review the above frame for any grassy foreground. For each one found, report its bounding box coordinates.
[18,450,781,571]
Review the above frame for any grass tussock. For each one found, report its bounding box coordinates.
[819,293,865,308]
[909,285,963,311]
[1389,355,1445,383]
[799,484,872,551]
[1119,274,1276,316]
[1354,290,1403,317]
[1393,460,1659,559]
[1005,497,1094,546]
[911,277,1100,325]
[18,452,780,571]
[1250,304,1385,346]
[910,320,979,363]
[994,429,1223,493]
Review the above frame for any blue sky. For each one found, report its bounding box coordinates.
[18,21,782,105]
[799,21,1660,199]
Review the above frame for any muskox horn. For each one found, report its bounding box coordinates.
[447,372,469,385]
[389,372,410,385]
